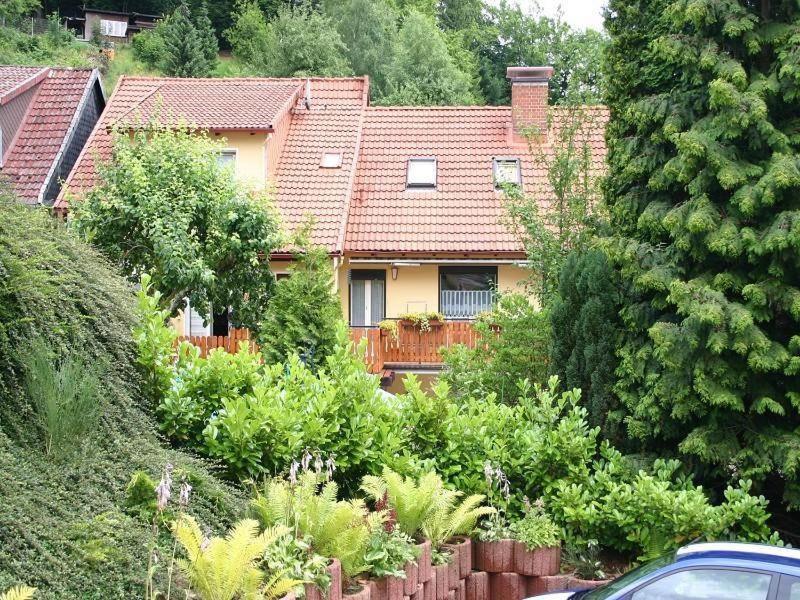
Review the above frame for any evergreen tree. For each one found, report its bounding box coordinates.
[605,0,800,507]
[161,3,212,77]
[437,0,483,30]
[379,9,474,105]
[193,1,219,70]
[257,239,342,370]
[550,249,624,443]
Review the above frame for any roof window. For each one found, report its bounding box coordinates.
[407,157,437,189]
[493,158,521,188]
[321,152,343,168]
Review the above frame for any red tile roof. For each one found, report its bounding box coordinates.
[0,66,47,104]
[274,78,368,250]
[111,77,302,130]
[345,105,608,254]
[1,68,97,205]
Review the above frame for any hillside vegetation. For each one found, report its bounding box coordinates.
[0,187,244,598]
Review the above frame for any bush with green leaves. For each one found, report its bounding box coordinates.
[363,529,419,579]
[510,502,560,550]
[0,186,244,598]
[441,293,551,403]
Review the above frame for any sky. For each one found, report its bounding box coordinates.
[505,0,607,31]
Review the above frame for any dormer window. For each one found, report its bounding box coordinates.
[407,157,437,189]
[493,157,521,188]
[321,152,342,168]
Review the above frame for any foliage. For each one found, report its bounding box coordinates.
[193,1,219,70]
[132,275,177,404]
[509,502,560,550]
[261,533,330,593]
[71,124,281,332]
[227,2,351,77]
[123,470,164,523]
[397,311,444,333]
[160,3,215,77]
[363,529,419,579]
[257,240,342,370]
[379,10,475,106]
[441,293,551,403]
[475,513,513,542]
[0,19,92,68]
[421,487,493,549]
[0,587,35,600]
[603,0,800,507]
[173,514,300,600]
[0,0,40,22]
[324,0,398,98]
[378,320,399,340]
[503,105,606,302]
[131,26,167,70]
[251,472,384,578]
[362,468,444,540]
[563,540,605,581]
[549,250,624,442]
[0,188,244,598]
[20,338,104,458]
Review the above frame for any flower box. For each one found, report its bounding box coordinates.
[443,536,472,579]
[306,558,343,600]
[404,559,419,595]
[432,563,450,600]
[366,576,404,600]
[416,540,432,583]
[473,539,514,573]
[512,542,560,576]
[343,582,371,600]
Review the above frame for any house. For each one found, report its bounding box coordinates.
[65,8,160,43]
[0,66,105,206]
[56,67,607,388]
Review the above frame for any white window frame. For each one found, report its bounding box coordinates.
[407,157,437,189]
[320,152,343,168]
[217,148,238,173]
[493,157,522,188]
[183,299,211,337]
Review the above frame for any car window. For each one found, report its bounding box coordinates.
[777,575,800,600]
[580,555,675,600]
[630,569,771,600]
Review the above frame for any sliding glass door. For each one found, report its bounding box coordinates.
[349,270,386,326]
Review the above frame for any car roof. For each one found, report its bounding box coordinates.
[676,542,800,571]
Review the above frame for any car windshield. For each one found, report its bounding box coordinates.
[573,554,676,600]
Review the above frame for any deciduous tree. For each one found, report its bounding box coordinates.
[71,125,281,332]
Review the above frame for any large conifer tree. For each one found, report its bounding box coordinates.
[161,3,212,78]
[605,0,800,506]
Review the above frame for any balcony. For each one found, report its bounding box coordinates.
[440,289,494,319]
[176,323,483,374]
[350,321,481,374]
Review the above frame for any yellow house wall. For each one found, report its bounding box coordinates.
[337,258,531,322]
[210,131,269,188]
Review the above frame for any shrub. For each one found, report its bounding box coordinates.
[441,293,551,403]
[0,186,244,597]
[510,502,560,550]
[364,530,419,579]
[131,26,167,69]
[257,241,342,370]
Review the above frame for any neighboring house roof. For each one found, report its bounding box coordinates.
[57,76,306,203]
[274,78,368,251]
[345,105,608,255]
[0,67,104,205]
[0,66,48,104]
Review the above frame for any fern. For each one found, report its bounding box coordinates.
[252,472,384,578]
[173,515,301,600]
[0,587,36,600]
[362,468,445,538]
[363,468,494,548]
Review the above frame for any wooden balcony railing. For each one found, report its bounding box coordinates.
[175,323,482,374]
[350,321,481,374]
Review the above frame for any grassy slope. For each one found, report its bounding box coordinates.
[0,193,245,598]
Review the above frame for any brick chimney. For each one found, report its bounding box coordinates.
[507,66,554,144]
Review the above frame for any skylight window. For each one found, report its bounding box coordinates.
[321,152,343,168]
[407,157,437,189]
[493,158,521,187]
